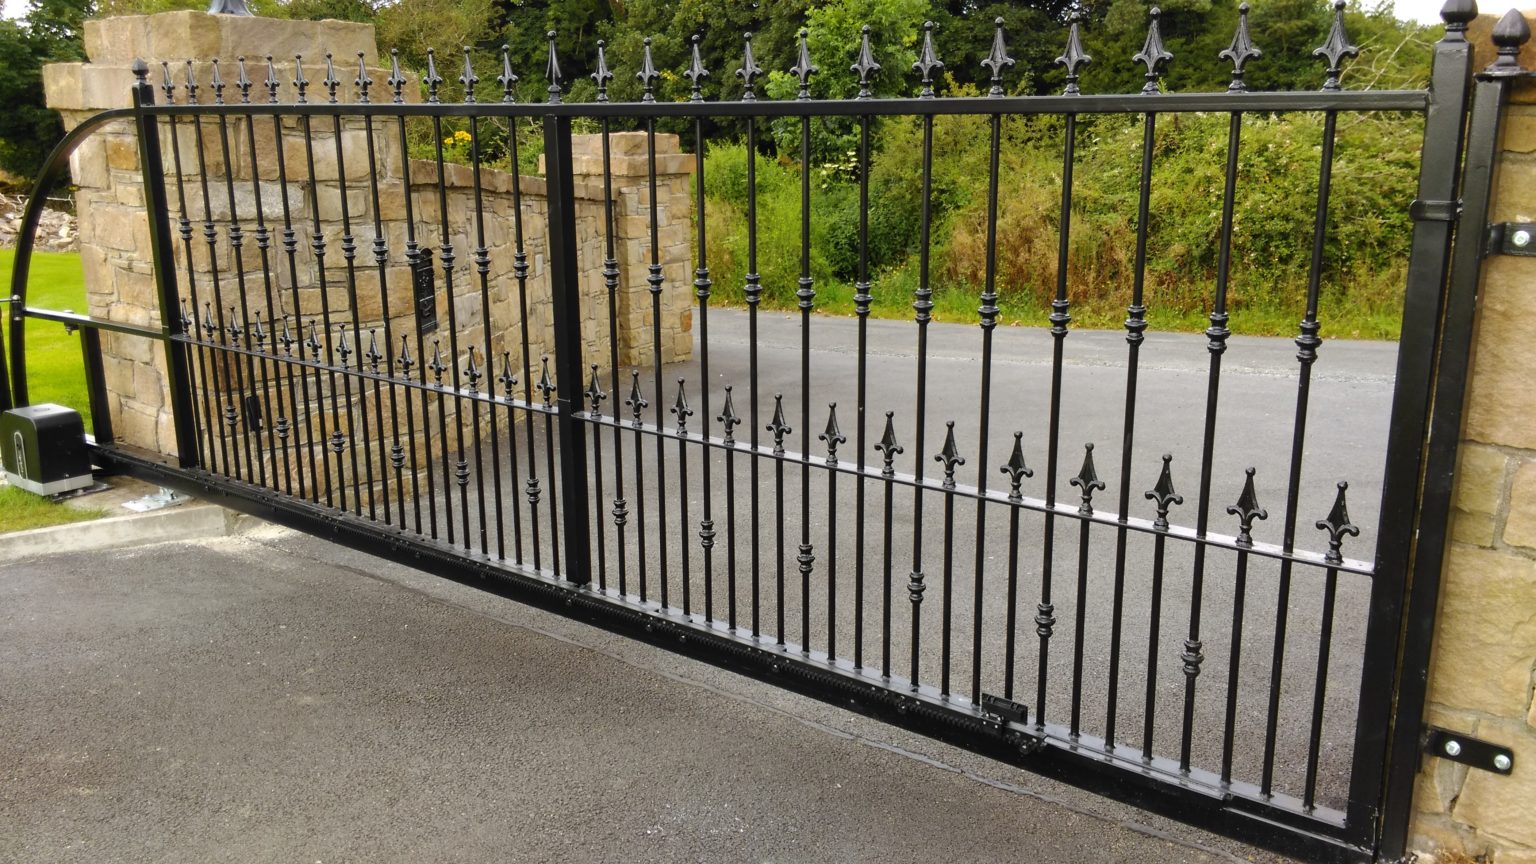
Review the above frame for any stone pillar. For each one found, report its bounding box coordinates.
[40,11,694,469]
[1409,10,1536,861]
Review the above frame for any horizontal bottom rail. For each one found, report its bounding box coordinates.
[91,442,1375,864]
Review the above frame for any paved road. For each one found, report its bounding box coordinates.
[2,530,1291,863]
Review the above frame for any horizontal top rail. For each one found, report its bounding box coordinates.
[140,90,1431,118]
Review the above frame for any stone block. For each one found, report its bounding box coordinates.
[1455,444,1509,516]
[1505,461,1536,551]
[1426,545,1536,717]
[1452,720,1536,847]
[1465,258,1536,450]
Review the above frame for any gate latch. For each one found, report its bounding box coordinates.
[1424,727,1514,775]
[1487,222,1536,257]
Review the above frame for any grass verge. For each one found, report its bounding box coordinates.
[1,248,92,428]
[0,484,104,533]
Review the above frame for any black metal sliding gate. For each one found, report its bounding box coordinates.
[7,4,1530,860]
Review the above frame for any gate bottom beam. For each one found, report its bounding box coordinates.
[94,441,1373,864]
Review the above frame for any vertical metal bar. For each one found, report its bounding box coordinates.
[1106,108,1157,748]
[424,80,466,547]
[688,50,715,623]
[544,113,592,586]
[971,102,1002,705]
[466,79,503,559]
[1180,109,1243,773]
[797,103,815,656]
[676,379,693,615]
[1305,565,1340,809]
[854,107,872,670]
[505,113,538,565]
[132,63,197,467]
[1143,454,1181,758]
[627,370,648,602]
[745,118,762,637]
[1368,12,1494,852]
[389,62,432,537]
[879,411,901,679]
[357,57,401,527]
[1261,107,1339,796]
[910,99,936,690]
[644,110,669,608]
[79,328,114,445]
[327,60,373,520]
[599,110,626,595]
[268,59,315,502]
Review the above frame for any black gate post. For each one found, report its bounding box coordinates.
[543,112,593,587]
[1373,11,1528,858]
[132,60,199,469]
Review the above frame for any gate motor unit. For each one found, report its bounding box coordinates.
[1,404,93,496]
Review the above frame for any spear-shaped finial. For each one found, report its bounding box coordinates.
[1227,467,1269,547]
[737,32,764,100]
[982,17,1014,96]
[1315,481,1360,565]
[913,21,943,98]
[935,421,965,489]
[791,28,818,99]
[304,319,323,358]
[1220,3,1261,91]
[685,34,709,102]
[210,58,227,104]
[819,403,846,464]
[496,351,515,393]
[185,59,201,103]
[852,25,880,99]
[585,364,606,416]
[498,44,518,102]
[875,411,903,478]
[1146,453,1184,531]
[719,385,741,445]
[638,37,659,102]
[428,340,447,382]
[460,47,478,103]
[396,335,414,375]
[388,49,407,104]
[323,52,340,103]
[1487,8,1532,75]
[671,378,693,434]
[423,48,442,102]
[463,345,481,391]
[1133,8,1173,94]
[262,55,280,103]
[626,370,648,422]
[767,393,792,454]
[355,51,372,103]
[236,56,253,103]
[545,30,563,103]
[364,329,382,370]
[592,40,613,101]
[278,316,296,355]
[536,356,556,405]
[1070,443,1106,516]
[1314,0,1359,91]
[1000,431,1033,500]
[160,60,177,103]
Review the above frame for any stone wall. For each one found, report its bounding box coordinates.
[1409,10,1536,862]
[41,10,693,460]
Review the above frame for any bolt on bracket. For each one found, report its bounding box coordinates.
[1487,222,1536,257]
[1424,727,1515,775]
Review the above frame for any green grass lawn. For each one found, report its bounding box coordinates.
[0,484,104,533]
[1,248,91,429]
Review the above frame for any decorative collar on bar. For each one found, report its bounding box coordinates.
[1145,453,1183,531]
[737,33,764,100]
[685,34,709,102]
[1314,0,1358,91]
[546,30,563,103]
[1133,7,1172,94]
[423,48,442,103]
[355,52,371,103]
[852,25,880,99]
[913,21,942,98]
[460,47,479,103]
[982,17,1014,97]
[1000,432,1033,501]
[1056,18,1091,95]
[875,411,903,478]
[499,45,518,103]
[591,40,612,102]
[638,37,659,103]
[1220,3,1262,92]
[1227,467,1269,547]
[791,29,818,99]
[820,403,846,464]
[1485,8,1532,77]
